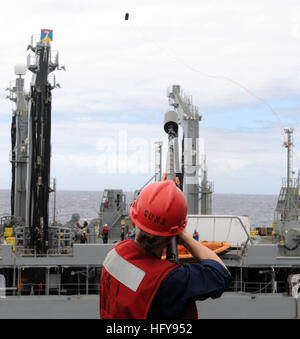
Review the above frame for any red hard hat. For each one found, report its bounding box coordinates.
[130,180,187,236]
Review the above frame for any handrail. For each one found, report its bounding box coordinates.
[15,247,73,257]
[110,208,124,228]
[4,282,100,297]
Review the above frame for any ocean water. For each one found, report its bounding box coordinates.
[0,189,278,228]
[212,193,277,228]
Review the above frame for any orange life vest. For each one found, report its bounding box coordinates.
[99,239,197,319]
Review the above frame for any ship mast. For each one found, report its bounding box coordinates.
[6,64,28,220]
[25,30,61,253]
[284,128,294,198]
[167,84,213,214]
[273,127,300,248]
[283,127,294,221]
[167,85,202,214]
[6,30,64,254]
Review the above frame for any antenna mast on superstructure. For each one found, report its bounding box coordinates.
[273,127,300,253]
[6,64,29,221]
[154,141,163,182]
[167,84,213,214]
[280,127,296,223]
[25,29,62,253]
[199,155,214,215]
[284,128,294,201]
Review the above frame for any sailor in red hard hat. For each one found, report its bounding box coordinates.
[99,180,231,319]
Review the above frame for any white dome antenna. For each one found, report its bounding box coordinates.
[14,63,26,76]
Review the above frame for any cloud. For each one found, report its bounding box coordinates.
[201,124,295,193]
[2,0,300,113]
[0,1,300,193]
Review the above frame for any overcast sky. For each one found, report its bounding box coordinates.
[1,0,300,194]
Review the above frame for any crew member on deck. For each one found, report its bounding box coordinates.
[100,180,231,319]
[120,226,125,241]
[102,224,109,244]
[193,229,199,241]
[80,230,87,244]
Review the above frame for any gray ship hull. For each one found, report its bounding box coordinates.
[0,293,297,319]
[1,230,300,319]
[1,216,299,319]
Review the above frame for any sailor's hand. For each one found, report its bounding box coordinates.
[161,173,167,181]
[177,230,191,244]
[161,173,180,187]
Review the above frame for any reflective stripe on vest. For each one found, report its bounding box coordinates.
[103,248,145,292]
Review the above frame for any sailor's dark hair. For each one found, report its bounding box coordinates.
[135,227,172,256]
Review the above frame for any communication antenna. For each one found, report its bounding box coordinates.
[154,141,163,182]
[283,127,294,191]
[14,64,26,77]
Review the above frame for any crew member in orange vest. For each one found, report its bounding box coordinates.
[80,230,87,244]
[102,224,109,244]
[193,229,199,241]
[120,226,125,241]
[100,180,231,319]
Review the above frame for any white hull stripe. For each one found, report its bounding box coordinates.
[103,249,146,292]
